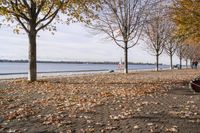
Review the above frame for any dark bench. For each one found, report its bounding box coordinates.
[189,76,200,92]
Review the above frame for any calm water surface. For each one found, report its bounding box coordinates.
[0,62,169,74]
[0,62,169,75]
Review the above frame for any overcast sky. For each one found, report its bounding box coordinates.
[0,22,182,65]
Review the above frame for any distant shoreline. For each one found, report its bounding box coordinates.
[0,59,162,65]
[0,68,170,80]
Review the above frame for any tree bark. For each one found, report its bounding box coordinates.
[156,54,159,71]
[28,32,37,82]
[124,43,128,74]
[179,56,182,69]
[170,54,173,70]
[185,59,188,68]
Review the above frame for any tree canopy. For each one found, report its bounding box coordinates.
[0,0,99,33]
[171,0,200,44]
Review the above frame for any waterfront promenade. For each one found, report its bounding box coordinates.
[0,69,200,133]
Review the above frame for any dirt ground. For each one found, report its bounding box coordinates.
[1,69,200,133]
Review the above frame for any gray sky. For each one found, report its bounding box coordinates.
[0,22,181,65]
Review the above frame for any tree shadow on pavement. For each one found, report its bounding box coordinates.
[168,86,200,96]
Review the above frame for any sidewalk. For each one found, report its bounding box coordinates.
[94,85,200,133]
[1,70,200,133]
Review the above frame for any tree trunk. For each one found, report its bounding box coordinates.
[186,59,188,68]
[156,54,159,71]
[124,44,128,74]
[28,32,37,82]
[170,54,173,70]
[179,57,182,69]
[190,59,193,69]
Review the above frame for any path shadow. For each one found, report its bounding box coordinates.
[132,112,200,132]
[168,85,200,96]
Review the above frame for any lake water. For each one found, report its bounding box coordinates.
[0,62,170,79]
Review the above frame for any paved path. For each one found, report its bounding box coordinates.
[121,85,200,133]
[68,84,200,133]
[1,83,200,133]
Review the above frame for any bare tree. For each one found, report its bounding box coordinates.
[176,43,187,69]
[184,45,200,68]
[89,0,149,74]
[175,35,192,69]
[182,44,191,68]
[165,41,177,69]
[143,2,170,71]
[164,36,177,69]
